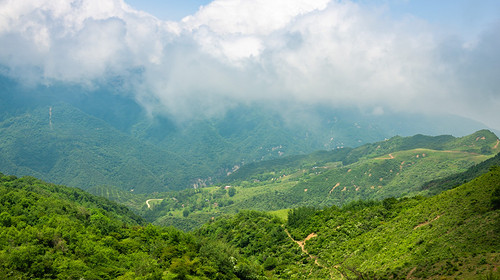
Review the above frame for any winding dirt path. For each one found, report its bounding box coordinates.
[284,228,317,254]
[146,198,164,209]
[284,229,321,263]
[297,233,318,253]
[284,228,340,278]
[494,139,499,149]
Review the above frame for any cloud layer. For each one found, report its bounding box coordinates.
[0,0,499,128]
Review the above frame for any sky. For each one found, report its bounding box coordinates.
[0,0,499,129]
[125,0,211,21]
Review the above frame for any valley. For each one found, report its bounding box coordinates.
[1,1,500,278]
[1,83,499,278]
[0,128,499,279]
[112,130,500,232]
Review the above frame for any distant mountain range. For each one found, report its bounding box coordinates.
[1,74,498,193]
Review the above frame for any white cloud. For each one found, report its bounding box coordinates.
[0,0,499,129]
[182,0,330,35]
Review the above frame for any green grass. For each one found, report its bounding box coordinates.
[268,209,289,221]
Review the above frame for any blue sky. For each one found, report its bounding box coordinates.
[125,0,211,21]
[382,0,500,37]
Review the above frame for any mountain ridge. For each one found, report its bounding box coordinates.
[2,74,499,193]
[119,130,499,231]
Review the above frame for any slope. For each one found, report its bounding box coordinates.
[0,173,270,279]
[0,103,200,192]
[422,151,500,195]
[0,168,498,279]
[190,168,500,279]
[294,166,500,279]
[139,130,499,230]
[2,74,497,193]
[229,130,499,207]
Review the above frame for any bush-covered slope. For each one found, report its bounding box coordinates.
[422,151,500,195]
[223,148,353,183]
[284,167,500,279]
[140,130,499,230]
[195,211,317,279]
[0,173,269,279]
[230,130,499,207]
[0,174,143,225]
[228,129,499,181]
[1,168,499,279]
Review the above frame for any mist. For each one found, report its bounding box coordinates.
[0,0,499,130]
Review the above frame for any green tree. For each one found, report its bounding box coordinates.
[90,211,113,235]
[0,211,12,227]
[228,187,236,197]
[492,185,500,210]
[287,207,316,228]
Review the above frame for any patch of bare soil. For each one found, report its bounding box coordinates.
[329,183,340,194]
[376,153,394,160]
[414,214,442,230]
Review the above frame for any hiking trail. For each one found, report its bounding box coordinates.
[146,199,164,209]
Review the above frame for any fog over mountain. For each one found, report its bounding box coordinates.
[0,0,499,130]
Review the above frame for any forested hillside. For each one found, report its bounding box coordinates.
[0,173,268,279]
[1,168,498,279]
[283,166,500,279]
[0,104,197,192]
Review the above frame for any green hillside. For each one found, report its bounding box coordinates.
[137,130,499,230]
[422,151,500,195]
[0,104,201,192]
[228,129,499,181]
[284,167,500,279]
[1,74,496,194]
[1,166,498,279]
[0,173,268,279]
[194,167,500,279]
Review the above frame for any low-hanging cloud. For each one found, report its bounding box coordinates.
[0,0,499,128]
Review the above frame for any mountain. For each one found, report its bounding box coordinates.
[0,104,197,193]
[134,130,499,230]
[1,74,497,193]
